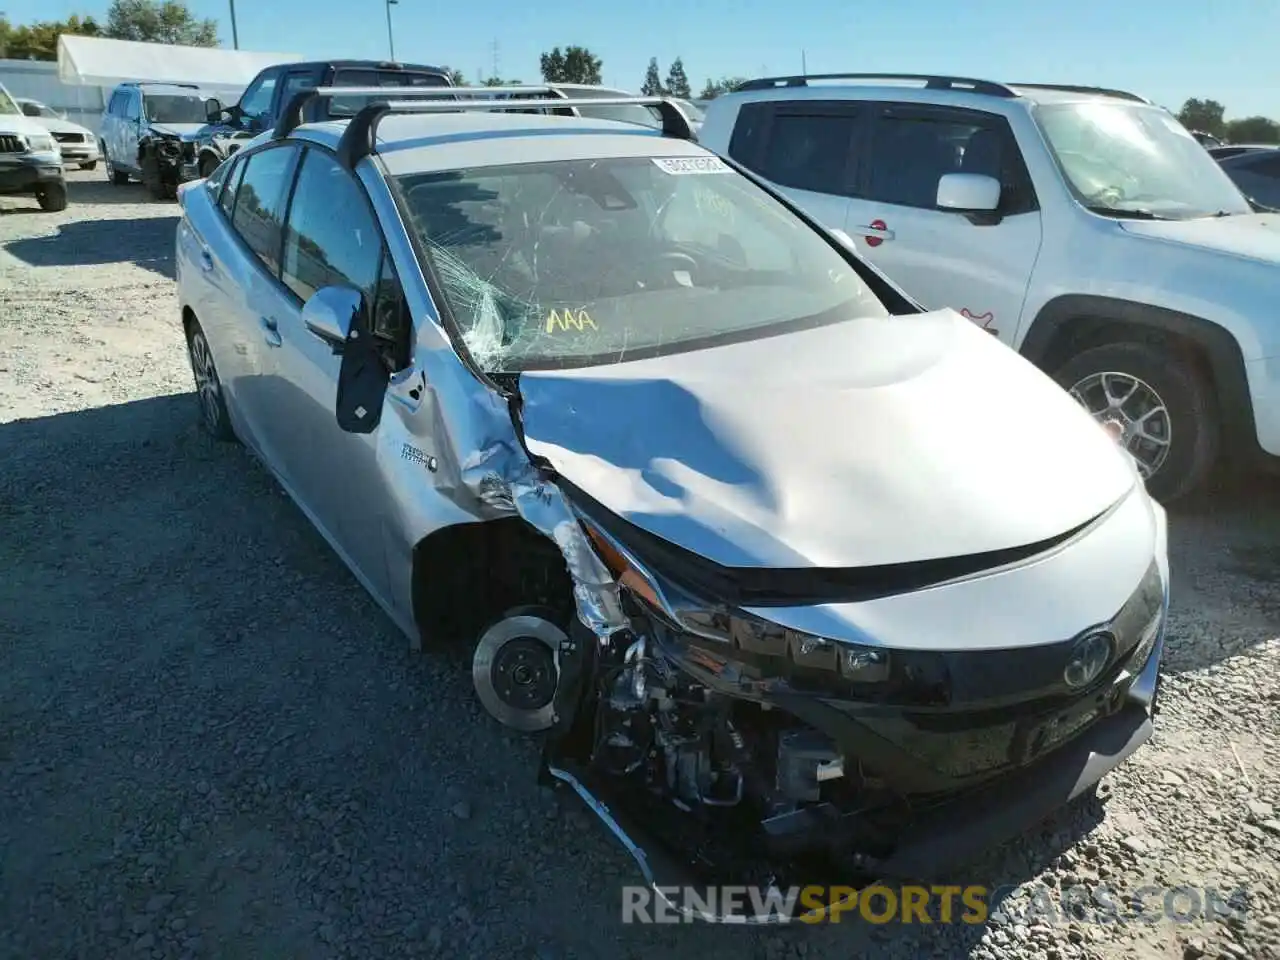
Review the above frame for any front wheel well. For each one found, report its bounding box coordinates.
[410,517,575,649]
[1033,316,1216,387]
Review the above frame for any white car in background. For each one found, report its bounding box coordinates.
[16,98,101,170]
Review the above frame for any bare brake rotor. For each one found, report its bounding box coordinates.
[472,614,565,732]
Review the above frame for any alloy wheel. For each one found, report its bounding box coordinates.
[188,329,223,432]
[1069,371,1172,479]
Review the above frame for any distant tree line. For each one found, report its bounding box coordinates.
[0,0,217,59]
[1177,98,1279,144]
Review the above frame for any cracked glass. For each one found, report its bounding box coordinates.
[394,156,889,372]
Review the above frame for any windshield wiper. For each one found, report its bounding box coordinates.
[1084,205,1172,221]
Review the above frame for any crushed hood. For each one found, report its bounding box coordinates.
[517,309,1137,571]
[1119,211,1280,265]
[148,122,207,141]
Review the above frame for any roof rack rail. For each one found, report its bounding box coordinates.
[272,87,696,168]
[734,73,1018,97]
[1006,82,1151,104]
[274,85,566,140]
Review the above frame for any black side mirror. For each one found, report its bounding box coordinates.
[204,98,223,123]
[303,286,389,434]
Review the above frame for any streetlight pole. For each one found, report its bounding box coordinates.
[228,0,239,49]
[385,0,398,61]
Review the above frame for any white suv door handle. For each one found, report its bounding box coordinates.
[851,222,895,242]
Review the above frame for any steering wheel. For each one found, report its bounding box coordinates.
[643,250,700,288]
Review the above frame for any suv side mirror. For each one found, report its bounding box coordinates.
[204,98,223,123]
[936,173,1001,213]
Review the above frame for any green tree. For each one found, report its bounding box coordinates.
[105,0,218,46]
[443,67,467,86]
[1224,116,1280,144]
[640,57,664,96]
[1176,98,1227,138]
[0,14,102,60]
[699,76,749,99]
[539,45,602,85]
[664,57,691,99]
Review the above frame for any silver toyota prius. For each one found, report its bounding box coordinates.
[174,87,1170,922]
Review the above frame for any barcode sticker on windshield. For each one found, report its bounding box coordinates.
[652,156,729,175]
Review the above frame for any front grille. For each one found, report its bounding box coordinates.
[53,132,85,144]
[0,135,24,153]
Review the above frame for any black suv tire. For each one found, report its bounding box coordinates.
[35,182,68,212]
[1053,341,1218,502]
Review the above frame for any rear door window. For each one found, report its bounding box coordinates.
[326,69,451,117]
[230,145,301,273]
[731,102,861,197]
[218,155,247,218]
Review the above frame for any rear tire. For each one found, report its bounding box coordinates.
[35,183,68,212]
[1052,340,1218,503]
[185,319,236,442]
[198,154,220,180]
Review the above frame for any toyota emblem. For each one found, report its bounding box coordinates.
[1064,631,1114,689]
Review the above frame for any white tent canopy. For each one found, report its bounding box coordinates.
[57,34,302,91]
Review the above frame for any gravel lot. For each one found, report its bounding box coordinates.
[1,169,1278,960]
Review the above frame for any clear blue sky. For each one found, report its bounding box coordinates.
[9,0,1279,118]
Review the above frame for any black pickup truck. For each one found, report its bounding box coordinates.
[186,59,454,181]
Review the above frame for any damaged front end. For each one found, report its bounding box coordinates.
[139,130,197,198]
[471,458,1167,923]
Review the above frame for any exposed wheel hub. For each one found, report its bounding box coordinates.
[472,614,565,732]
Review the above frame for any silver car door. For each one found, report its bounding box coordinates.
[218,142,303,472]
[269,145,399,597]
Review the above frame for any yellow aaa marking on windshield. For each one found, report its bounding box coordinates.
[545,308,599,334]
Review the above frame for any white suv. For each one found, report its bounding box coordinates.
[698,73,1280,501]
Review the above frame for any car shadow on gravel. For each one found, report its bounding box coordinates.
[2,216,178,279]
[68,179,174,207]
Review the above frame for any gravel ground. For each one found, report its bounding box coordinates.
[1,169,1278,960]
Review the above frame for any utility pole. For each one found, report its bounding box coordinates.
[385,0,398,61]
[228,0,239,49]
[801,49,807,74]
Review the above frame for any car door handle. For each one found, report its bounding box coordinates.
[851,221,895,243]
[259,316,282,348]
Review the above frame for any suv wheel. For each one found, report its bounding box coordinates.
[198,154,219,180]
[185,320,236,442]
[104,150,128,185]
[35,182,68,213]
[1053,341,1218,502]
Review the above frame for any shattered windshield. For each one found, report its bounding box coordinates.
[145,94,207,125]
[394,155,889,372]
[1035,101,1251,219]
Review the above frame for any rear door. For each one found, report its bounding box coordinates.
[724,99,864,233]
[216,142,303,466]
[845,104,1043,342]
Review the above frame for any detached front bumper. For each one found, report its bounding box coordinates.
[0,152,64,194]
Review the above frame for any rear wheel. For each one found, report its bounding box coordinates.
[199,153,219,180]
[35,182,68,212]
[1053,340,1218,502]
[185,319,236,442]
